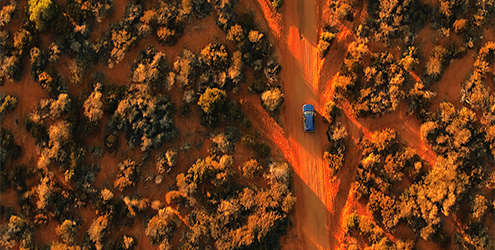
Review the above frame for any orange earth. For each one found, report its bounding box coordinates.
[1,0,494,249]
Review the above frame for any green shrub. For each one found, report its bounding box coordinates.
[192,0,212,19]
[179,104,190,117]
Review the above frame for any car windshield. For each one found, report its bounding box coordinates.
[303,105,314,112]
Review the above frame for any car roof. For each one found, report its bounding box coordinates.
[305,113,314,130]
[303,104,314,112]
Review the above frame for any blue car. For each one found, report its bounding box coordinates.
[302,104,315,132]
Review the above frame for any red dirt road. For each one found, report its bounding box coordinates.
[247,0,340,248]
[281,0,339,249]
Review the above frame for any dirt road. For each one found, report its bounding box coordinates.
[281,0,334,249]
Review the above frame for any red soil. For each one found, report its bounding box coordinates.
[2,0,492,249]
[0,1,257,248]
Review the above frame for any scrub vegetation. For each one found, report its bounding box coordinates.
[0,0,291,249]
[325,0,495,249]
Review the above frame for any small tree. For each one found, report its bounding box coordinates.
[145,209,178,244]
[56,220,78,244]
[110,85,177,151]
[35,176,55,209]
[324,150,344,174]
[101,188,114,202]
[28,0,57,30]
[7,215,27,237]
[217,8,236,31]
[227,24,245,43]
[50,241,81,250]
[399,46,419,71]
[317,31,336,58]
[0,3,17,27]
[165,190,185,205]
[370,129,397,153]
[173,49,197,87]
[211,132,233,154]
[198,87,227,114]
[200,42,229,70]
[38,120,71,168]
[324,100,339,121]
[425,57,442,78]
[0,95,17,115]
[119,235,136,250]
[228,51,244,86]
[156,149,177,174]
[131,47,168,89]
[165,149,178,167]
[83,83,104,123]
[425,46,448,80]
[114,159,138,191]
[472,194,487,221]
[88,215,109,250]
[453,19,467,33]
[261,88,284,113]
[242,159,262,179]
